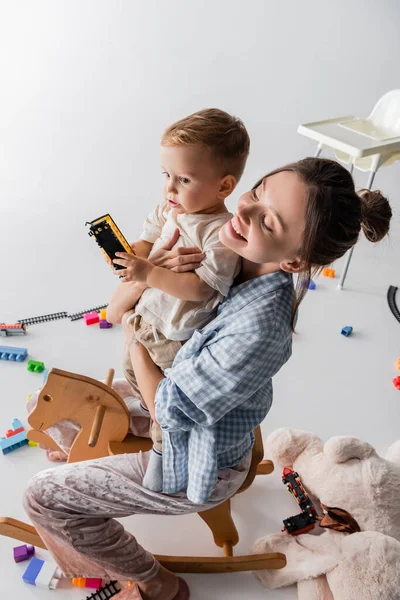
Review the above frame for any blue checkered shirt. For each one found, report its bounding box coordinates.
[155,270,294,504]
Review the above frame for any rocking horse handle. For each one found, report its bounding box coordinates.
[88,368,115,448]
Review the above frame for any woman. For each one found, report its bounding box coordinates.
[23,158,391,600]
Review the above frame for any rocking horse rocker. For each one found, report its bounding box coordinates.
[0,367,286,575]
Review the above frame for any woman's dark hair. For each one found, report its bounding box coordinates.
[253,158,392,328]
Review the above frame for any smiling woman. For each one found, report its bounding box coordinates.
[22,156,392,600]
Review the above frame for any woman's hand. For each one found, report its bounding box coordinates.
[148,228,205,272]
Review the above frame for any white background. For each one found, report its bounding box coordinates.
[1,1,400,598]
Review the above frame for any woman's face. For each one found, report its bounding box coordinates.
[219,171,308,270]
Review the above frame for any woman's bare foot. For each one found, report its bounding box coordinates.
[137,566,181,600]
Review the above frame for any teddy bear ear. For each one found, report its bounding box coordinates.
[324,436,376,463]
[265,428,323,467]
[386,441,400,464]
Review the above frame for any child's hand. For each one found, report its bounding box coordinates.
[113,253,153,283]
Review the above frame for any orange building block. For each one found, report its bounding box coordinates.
[322,268,336,278]
[396,359,400,371]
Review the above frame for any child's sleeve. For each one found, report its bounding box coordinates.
[139,202,168,244]
[195,243,241,297]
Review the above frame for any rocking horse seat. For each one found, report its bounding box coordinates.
[109,433,153,455]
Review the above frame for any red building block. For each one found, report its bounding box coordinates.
[84,312,100,326]
[6,427,24,438]
[393,376,400,391]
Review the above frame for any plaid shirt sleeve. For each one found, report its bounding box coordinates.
[156,310,286,431]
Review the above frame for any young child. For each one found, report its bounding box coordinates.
[109,108,250,491]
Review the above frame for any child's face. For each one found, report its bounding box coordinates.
[219,171,308,269]
[160,145,229,214]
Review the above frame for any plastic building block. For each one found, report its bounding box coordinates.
[1,420,27,454]
[22,556,62,589]
[69,304,107,321]
[99,309,107,320]
[308,280,316,290]
[12,418,24,430]
[341,326,353,337]
[393,376,400,391]
[396,359,400,371]
[28,440,38,447]
[84,312,100,326]
[322,268,336,278]
[72,577,103,589]
[0,430,28,454]
[6,427,24,438]
[99,319,113,329]
[22,557,44,584]
[0,345,27,362]
[43,368,49,384]
[84,580,120,599]
[25,393,32,404]
[0,323,26,336]
[13,544,35,563]
[27,360,45,373]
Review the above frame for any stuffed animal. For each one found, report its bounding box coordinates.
[252,428,400,600]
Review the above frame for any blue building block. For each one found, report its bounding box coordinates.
[22,557,45,585]
[42,368,49,384]
[11,418,24,430]
[341,326,353,337]
[22,556,62,589]
[0,345,27,362]
[308,280,316,290]
[0,430,28,454]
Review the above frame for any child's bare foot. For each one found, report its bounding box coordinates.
[45,448,68,462]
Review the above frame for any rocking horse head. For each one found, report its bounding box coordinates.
[28,368,130,462]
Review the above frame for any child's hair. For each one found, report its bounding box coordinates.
[254,157,392,327]
[162,108,250,181]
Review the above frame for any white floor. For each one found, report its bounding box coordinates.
[1,189,400,600]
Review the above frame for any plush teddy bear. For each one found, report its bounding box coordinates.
[252,428,400,600]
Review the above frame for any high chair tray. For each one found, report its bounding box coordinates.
[298,115,400,158]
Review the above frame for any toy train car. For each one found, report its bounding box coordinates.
[86,214,133,270]
[0,323,27,337]
[282,467,318,535]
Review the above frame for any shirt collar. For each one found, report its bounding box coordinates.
[224,270,293,312]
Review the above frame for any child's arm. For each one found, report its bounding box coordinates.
[113,252,214,302]
[132,240,153,259]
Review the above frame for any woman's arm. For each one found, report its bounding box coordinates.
[114,255,213,302]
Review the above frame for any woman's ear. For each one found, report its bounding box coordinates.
[279,257,305,274]
[217,175,237,200]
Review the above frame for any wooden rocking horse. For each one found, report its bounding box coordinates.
[0,367,286,574]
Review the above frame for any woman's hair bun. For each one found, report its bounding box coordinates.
[358,188,392,243]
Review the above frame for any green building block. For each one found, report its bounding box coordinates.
[27,360,45,373]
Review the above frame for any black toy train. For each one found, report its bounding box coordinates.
[282,467,318,535]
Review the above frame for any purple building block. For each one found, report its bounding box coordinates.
[99,320,113,329]
[13,544,35,563]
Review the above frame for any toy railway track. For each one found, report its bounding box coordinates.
[84,580,120,599]
[69,304,108,321]
[17,312,68,325]
[387,286,400,324]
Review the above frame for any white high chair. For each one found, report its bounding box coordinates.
[298,90,400,289]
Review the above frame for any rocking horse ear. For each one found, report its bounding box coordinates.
[324,436,376,463]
